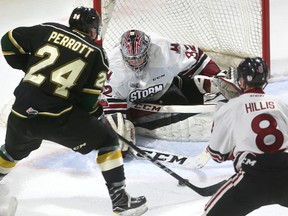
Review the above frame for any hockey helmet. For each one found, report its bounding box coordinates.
[120,30,151,72]
[237,57,268,87]
[69,7,101,39]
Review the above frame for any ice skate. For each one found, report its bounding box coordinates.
[107,183,148,216]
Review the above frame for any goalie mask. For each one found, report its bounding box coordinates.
[69,7,101,40]
[120,30,151,74]
[237,57,268,87]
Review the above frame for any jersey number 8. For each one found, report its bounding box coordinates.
[252,113,284,153]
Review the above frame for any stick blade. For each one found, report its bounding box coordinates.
[197,180,226,197]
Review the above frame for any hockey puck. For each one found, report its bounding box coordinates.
[178,179,189,186]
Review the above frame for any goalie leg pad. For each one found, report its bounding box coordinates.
[106,113,136,152]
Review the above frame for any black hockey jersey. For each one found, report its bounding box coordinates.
[1,22,108,117]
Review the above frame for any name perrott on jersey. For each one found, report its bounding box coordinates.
[1,22,109,117]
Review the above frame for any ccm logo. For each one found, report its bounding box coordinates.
[132,103,161,112]
[242,158,257,166]
[136,150,187,165]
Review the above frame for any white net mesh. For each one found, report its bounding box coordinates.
[75,0,267,69]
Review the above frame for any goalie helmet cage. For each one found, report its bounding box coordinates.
[75,0,270,71]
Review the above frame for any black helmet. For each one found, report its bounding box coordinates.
[237,57,268,86]
[69,7,100,35]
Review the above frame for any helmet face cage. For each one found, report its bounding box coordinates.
[120,30,151,72]
[237,57,268,87]
[69,7,101,38]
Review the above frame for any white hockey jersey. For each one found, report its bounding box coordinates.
[104,34,213,106]
[208,88,288,171]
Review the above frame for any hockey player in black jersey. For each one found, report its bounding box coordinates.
[0,6,147,216]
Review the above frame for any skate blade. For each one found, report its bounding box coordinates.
[116,204,148,216]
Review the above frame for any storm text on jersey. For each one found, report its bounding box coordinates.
[129,84,164,102]
[47,31,94,58]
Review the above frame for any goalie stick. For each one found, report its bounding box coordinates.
[134,146,211,169]
[130,103,217,114]
[117,133,226,196]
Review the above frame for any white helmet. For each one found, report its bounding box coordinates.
[120,30,151,73]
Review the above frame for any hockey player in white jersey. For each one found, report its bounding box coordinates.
[102,29,240,149]
[103,29,240,112]
[204,57,288,216]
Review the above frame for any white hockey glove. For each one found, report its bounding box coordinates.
[211,68,242,99]
[106,112,136,152]
[194,68,241,100]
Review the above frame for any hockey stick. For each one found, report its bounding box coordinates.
[134,146,211,169]
[130,103,217,114]
[117,133,226,196]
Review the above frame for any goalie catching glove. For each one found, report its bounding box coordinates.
[194,67,242,100]
[210,68,242,99]
[105,112,136,153]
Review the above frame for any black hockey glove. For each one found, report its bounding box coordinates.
[91,104,105,121]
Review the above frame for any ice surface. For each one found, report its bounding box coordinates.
[0,0,288,215]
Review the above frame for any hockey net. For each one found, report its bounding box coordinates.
[74,0,270,69]
[0,1,270,142]
[72,0,270,141]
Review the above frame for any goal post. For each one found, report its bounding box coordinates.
[262,0,270,70]
[74,0,270,70]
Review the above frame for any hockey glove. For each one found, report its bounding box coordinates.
[90,104,105,121]
[210,68,242,99]
[106,113,136,153]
